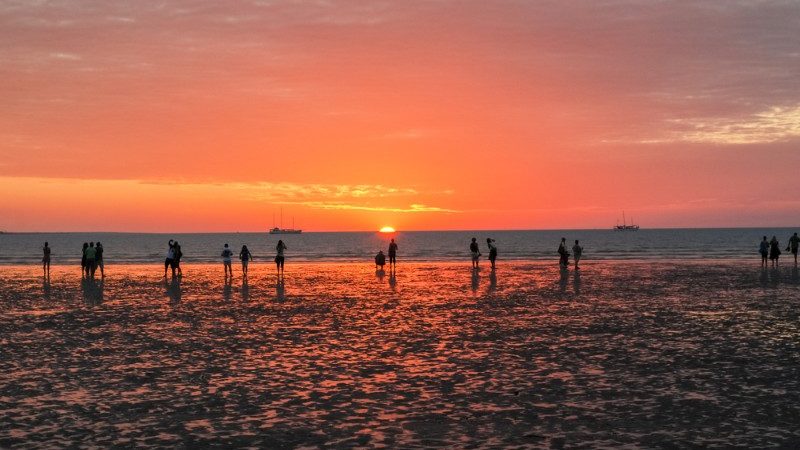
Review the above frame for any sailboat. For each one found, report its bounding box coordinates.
[614,211,639,231]
[269,209,302,234]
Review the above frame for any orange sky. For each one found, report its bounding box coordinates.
[1,1,799,231]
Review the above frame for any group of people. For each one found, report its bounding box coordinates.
[80,242,105,278]
[164,240,183,278]
[558,238,584,270]
[221,240,287,279]
[468,238,499,270]
[760,233,800,267]
[374,239,398,270]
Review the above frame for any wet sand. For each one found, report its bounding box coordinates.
[1,261,799,448]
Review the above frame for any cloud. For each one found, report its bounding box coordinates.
[275,201,458,213]
[666,105,800,145]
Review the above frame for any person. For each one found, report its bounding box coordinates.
[486,238,497,270]
[572,239,583,270]
[769,235,781,267]
[388,239,398,267]
[470,237,480,268]
[42,242,51,275]
[558,237,570,268]
[164,240,176,278]
[375,250,386,270]
[788,232,799,265]
[95,241,105,278]
[222,243,234,278]
[240,245,253,277]
[81,242,89,278]
[84,242,97,278]
[275,240,287,273]
[172,241,183,276]
[759,236,769,267]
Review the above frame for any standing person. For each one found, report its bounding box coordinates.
[470,237,480,269]
[85,242,97,278]
[275,240,287,273]
[759,236,770,267]
[788,232,799,265]
[221,243,234,278]
[572,240,583,270]
[558,237,570,268]
[375,250,386,270]
[769,236,781,267]
[42,242,51,276]
[172,241,183,277]
[388,239,398,267]
[164,240,176,278]
[81,242,89,278]
[95,241,105,278]
[240,245,253,277]
[486,238,498,270]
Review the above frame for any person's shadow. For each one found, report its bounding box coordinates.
[559,267,569,295]
[488,269,497,293]
[241,277,250,302]
[573,270,581,296]
[376,268,386,281]
[276,274,285,301]
[43,276,51,301]
[471,268,480,293]
[223,277,233,302]
[82,278,103,306]
[166,277,182,304]
[389,268,397,291]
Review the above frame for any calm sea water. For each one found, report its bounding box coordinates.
[0,228,796,265]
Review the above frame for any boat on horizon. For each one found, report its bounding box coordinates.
[614,212,639,231]
[269,210,302,234]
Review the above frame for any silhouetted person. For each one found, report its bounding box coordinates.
[81,242,88,278]
[558,237,570,268]
[788,232,799,265]
[42,242,51,276]
[572,240,583,270]
[240,245,253,277]
[375,250,386,270]
[95,241,105,278]
[164,240,176,278]
[487,238,497,270]
[470,237,480,268]
[388,239,398,267]
[759,236,769,267]
[222,243,234,278]
[173,241,183,276]
[769,236,781,267]
[275,240,287,273]
[85,242,97,279]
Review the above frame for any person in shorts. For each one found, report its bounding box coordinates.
[95,242,105,278]
[239,245,253,277]
[222,243,234,278]
[42,242,51,276]
[275,240,287,273]
[164,240,176,278]
[470,238,480,269]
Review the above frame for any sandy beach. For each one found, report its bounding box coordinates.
[1,260,799,448]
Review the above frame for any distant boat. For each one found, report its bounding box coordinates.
[269,209,302,234]
[614,211,639,231]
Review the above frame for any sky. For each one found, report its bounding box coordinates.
[1,0,799,232]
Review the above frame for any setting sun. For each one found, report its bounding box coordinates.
[379,226,396,233]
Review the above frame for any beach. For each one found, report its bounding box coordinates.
[1,260,799,448]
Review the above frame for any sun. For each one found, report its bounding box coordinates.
[379,226,396,233]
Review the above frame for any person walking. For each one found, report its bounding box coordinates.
[164,240,176,278]
[388,239,398,267]
[486,238,498,270]
[759,236,769,267]
[240,245,253,277]
[275,240,287,273]
[572,240,583,270]
[222,243,234,278]
[769,235,781,267]
[42,242,51,276]
[788,232,799,265]
[95,241,105,278]
[558,237,570,268]
[470,237,480,269]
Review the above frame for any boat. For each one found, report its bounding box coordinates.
[269,210,302,234]
[614,211,639,231]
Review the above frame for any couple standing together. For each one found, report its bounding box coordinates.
[558,238,583,270]
[375,239,398,270]
[470,238,498,269]
[164,240,183,278]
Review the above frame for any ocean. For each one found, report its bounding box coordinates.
[0,228,796,265]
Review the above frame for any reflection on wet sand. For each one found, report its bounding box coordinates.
[166,277,182,304]
[240,278,250,302]
[81,278,104,306]
[470,268,480,293]
[1,261,799,448]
